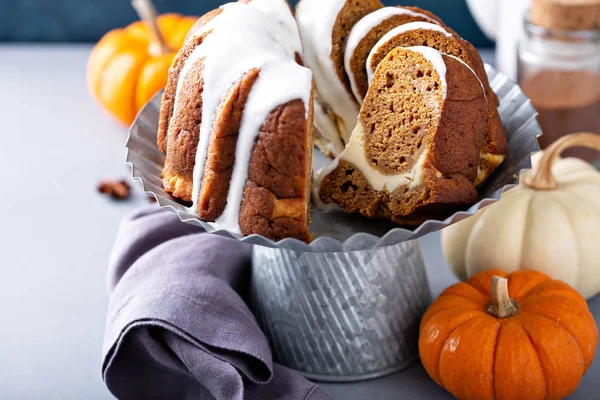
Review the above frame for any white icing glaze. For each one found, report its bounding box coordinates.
[314,95,345,156]
[409,150,429,189]
[175,4,296,114]
[215,59,313,232]
[296,0,359,144]
[247,0,303,56]
[345,7,439,102]
[170,2,311,232]
[185,0,302,57]
[366,22,452,84]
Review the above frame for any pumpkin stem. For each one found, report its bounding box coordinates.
[524,132,600,191]
[486,276,519,319]
[131,0,172,56]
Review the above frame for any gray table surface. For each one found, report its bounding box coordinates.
[0,44,598,400]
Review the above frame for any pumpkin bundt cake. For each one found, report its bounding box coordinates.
[317,47,488,225]
[158,1,314,242]
[158,0,508,242]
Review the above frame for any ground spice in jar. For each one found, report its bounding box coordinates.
[518,0,600,162]
[521,70,600,159]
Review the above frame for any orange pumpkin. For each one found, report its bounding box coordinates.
[420,270,598,400]
[87,11,196,126]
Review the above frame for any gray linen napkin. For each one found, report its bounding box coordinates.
[103,206,332,400]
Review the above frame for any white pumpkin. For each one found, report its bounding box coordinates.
[442,133,600,299]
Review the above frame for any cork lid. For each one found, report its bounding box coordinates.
[531,0,600,30]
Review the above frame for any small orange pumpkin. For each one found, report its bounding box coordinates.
[87,1,196,126]
[420,269,598,400]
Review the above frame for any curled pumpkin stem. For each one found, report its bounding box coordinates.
[132,0,172,55]
[486,276,519,319]
[524,132,600,191]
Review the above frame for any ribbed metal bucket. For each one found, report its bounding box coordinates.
[249,240,431,382]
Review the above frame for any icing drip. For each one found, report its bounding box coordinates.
[345,7,439,102]
[185,0,302,57]
[296,0,359,144]
[170,2,311,232]
[246,0,303,56]
[174,4,297,121]
[366,22,452,86]
[215,59,312,233]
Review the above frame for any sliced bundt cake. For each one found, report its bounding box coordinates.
[158,0,509,241]
[158,1,314,242]
[317,47,488,225]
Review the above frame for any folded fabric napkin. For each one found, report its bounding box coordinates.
[103,205,332,400]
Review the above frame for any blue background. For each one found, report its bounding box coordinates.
[0,0,493,46]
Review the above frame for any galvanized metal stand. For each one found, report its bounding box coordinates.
[249,240,431,382]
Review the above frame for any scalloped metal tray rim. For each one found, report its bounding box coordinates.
[126,64,541,253]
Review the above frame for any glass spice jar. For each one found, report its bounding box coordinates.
[518,14,600,162]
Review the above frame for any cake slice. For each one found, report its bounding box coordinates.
[296,0,383,151]
[317,47,487,225]
[364,22,507,185]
